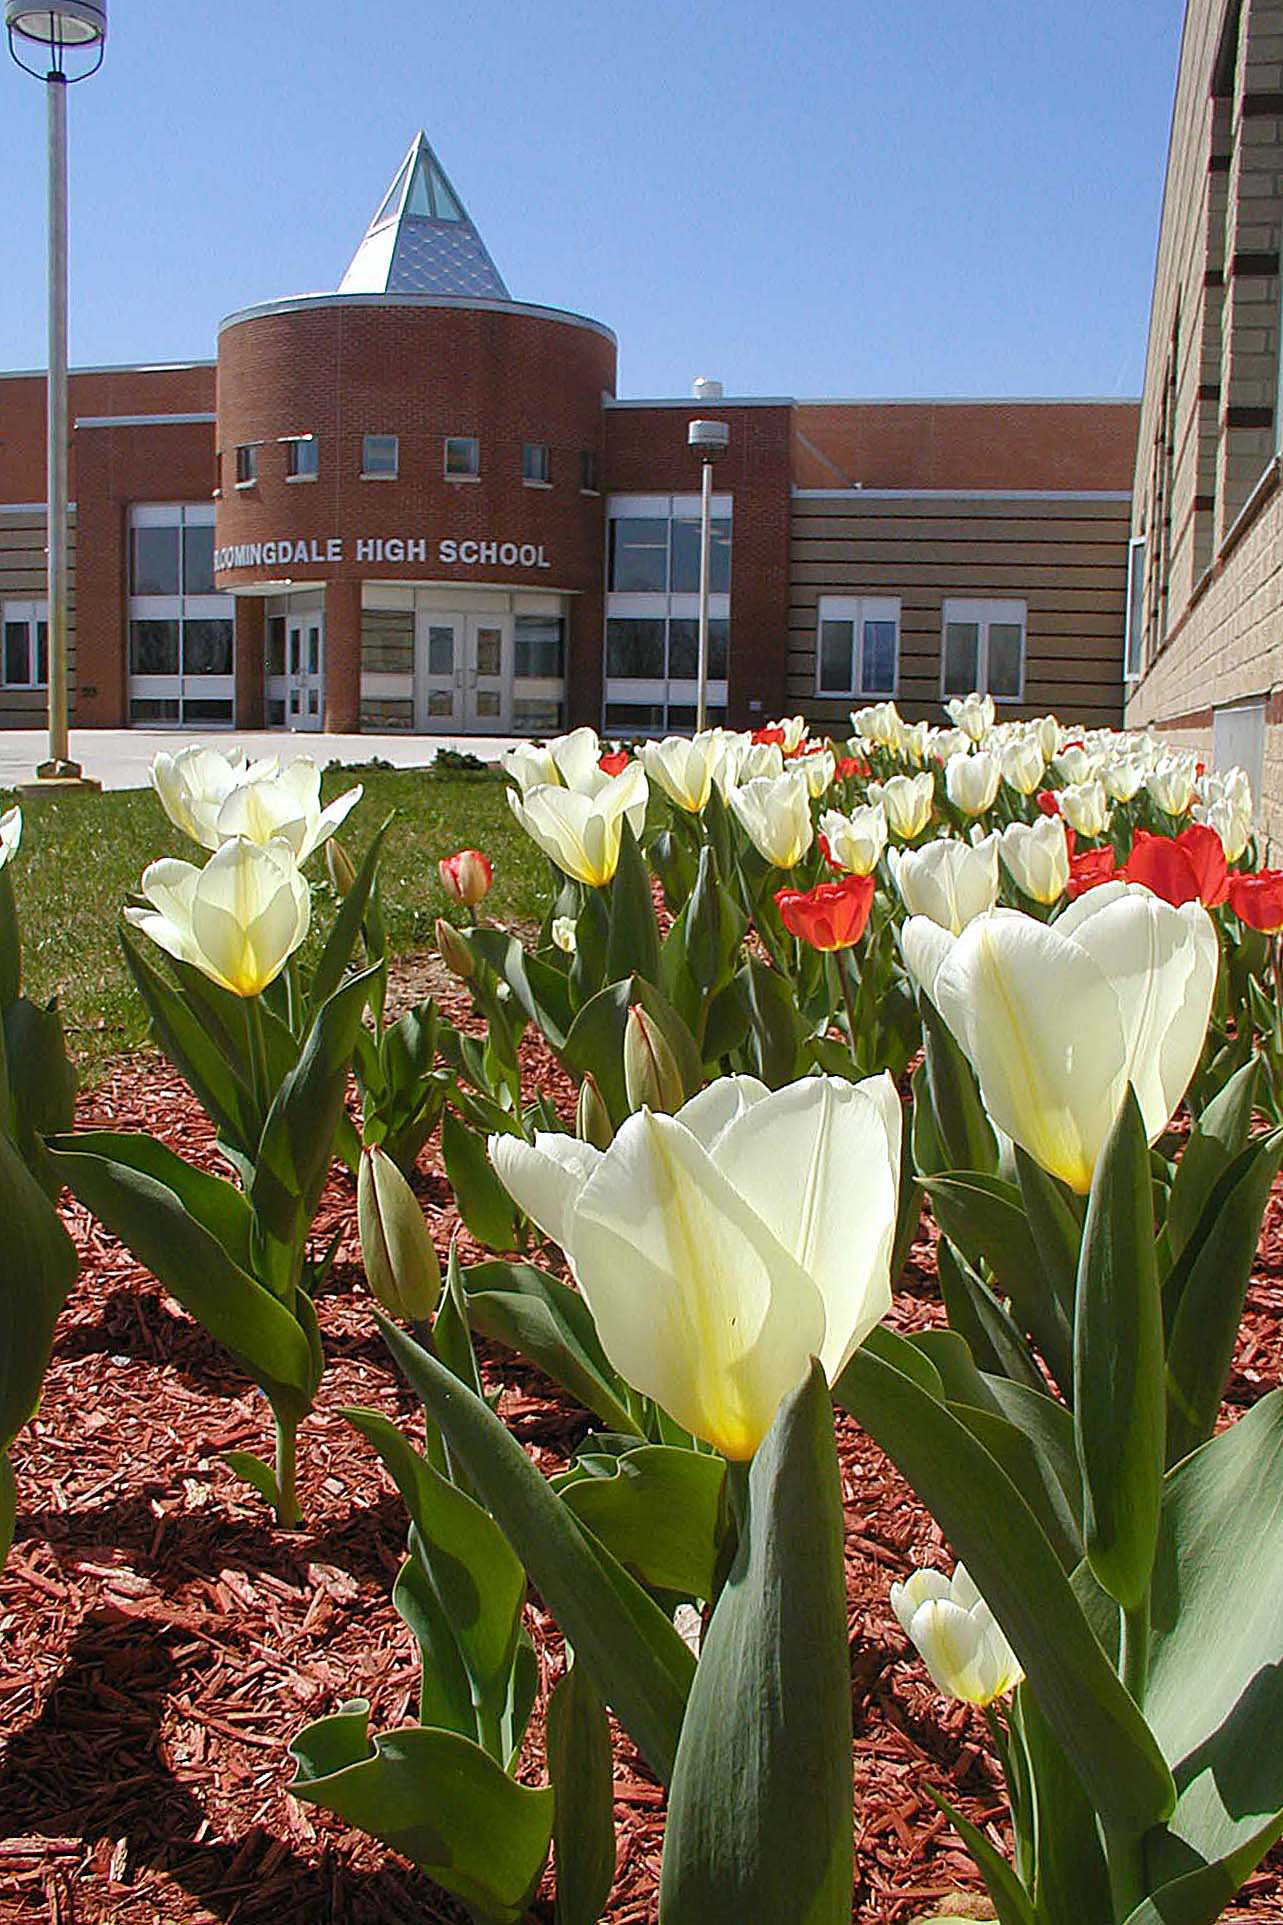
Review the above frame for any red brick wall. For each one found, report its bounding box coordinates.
[73,419,217,725]
[0,364,214,503]
[215,299,617,727]
[791,401,1139,491]
[601,404,795,726]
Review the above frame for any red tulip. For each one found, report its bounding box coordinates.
[598,751,631,777]
[1036,790,1061,817]
[1228,868,1283,934]
[1123,825,1227,907]
[438,848,492,907]
[834,755,868,781]
[774,872,875,951]
[1066,846,1117,899]
[752,727,787,749]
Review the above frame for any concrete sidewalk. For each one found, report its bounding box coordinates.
[0,729,520,793]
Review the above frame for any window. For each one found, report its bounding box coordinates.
[814,597,900,698]
[940,600,1026,701]
[514,614,564,679]
[522,442,550,484]
[362,434,399,478]
[445,436,480,478]
[127,505,235,727]
[580,450,598,493]
[670,517,732,594]
[609,518,670,591]
[2,604,48,687]
[668,618,729,681]
[285,436,318,480]
[1124,537,1145,681]
[607,617,666,679]
[235,444,258,486]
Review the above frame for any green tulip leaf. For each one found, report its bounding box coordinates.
[288,1698,553,1923]
[47,1132,319,1419]
[547,1658,617,1925]
[834,1342,1175,1831]
[926,1174,1072,1395]
[0,867,20,1006]
[124,933,264,1155]
[934,1233,1046,1394]
[0,1451,15,1571]
[441,1108,517,1252]
[307,816,391,1013]
[558,1444,725,1599]
[606,819,661,986]
[375,1313,694,1784]
[659,1362,852,1924]
[922,1785,1034,1925]
[221,1449,282,1511]
[1013,1147,1081,1387]
[0,1130,78,1452]
[467,926,573,1052]
[463,1260,642,1439]
[1015,1688,1113,1925]
[392,1548,478,1741]
[1120,1806,1283,1925]
[919,991,999,1175]
[1164,1056,1260,1269]
[1074,1088,1164,1610]
[1164,1128,1283,1465]
[741,956,808,1089]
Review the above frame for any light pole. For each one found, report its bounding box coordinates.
[687,416,729,733]
[7,0,106,793]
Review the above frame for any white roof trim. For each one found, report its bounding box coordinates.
[218,292,616,346]
[0,360,214,382]
[74,412,215,428]
[792,486,1133,501]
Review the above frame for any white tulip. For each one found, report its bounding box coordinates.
[928,728,971,767]
[1192,796,1252,863]
[1000,736,1046,796]
[736,740,786,784]
[1147,757,1197,818]
[800,747,837,798]
[551,915,578,954]
[125,836,310,998]
[888,835,999,934]
[945,693,995,743]
[508,762,649,888]
[769,714,808,753]
[639,735,717,813]
[0,804,21,869]
[729,772,813,868]
[900,721,931,766]
[819,803,887,876]
[490,1073,901,1458]
[876,770,935,841]
[944,751,1001,818]
[851,701,905,750]
[1059,779,1110,840]
[150,744,278,851]
[1100,755,1148,803]
[213,757,362,863]
[1053,744,1097,786]
[891,1564,1023,1706]
[547,727,604,793]
[997,816,1071,905]
[501,740,560,793]
[902,884,1218,1192]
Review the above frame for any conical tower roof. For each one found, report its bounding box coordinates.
[338,133,511,299]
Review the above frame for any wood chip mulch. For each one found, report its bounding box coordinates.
[3,954,1282,1924]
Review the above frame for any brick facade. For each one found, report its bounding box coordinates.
[1126,0,1283,850]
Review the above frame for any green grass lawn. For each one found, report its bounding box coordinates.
[2,762,549,1082]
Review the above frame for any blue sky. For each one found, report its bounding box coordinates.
[0,0,1182,399]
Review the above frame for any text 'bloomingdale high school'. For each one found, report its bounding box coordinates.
[0,127,1140,739]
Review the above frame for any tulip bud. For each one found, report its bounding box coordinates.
[438,848,493,907]
[358,1145,442,1323]
[325,834,357,898]
[576,1071,615,1149]
[623,1003,686,1113]
[551,914,578,955]
[435,916,474,981]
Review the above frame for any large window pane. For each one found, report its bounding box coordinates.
[668,617,728,681]
[3,621,29,685]
[942,621,979,696]
[819,619,854,694]
[183,619,234,675]
[35,621,48,684]
[363,434,399,477]
[266,616,286,676]
[606,617,665,678]
[861,619,898,695]
[670,517,731,594]
[604,702,665,732]
[129,697,180,723]
[130,620,180,674]
[427,624,455,675]
[183,697,234,724]
[514,615,564,679]
[182,522,215,595]
[131,525,180,596]
[987,622,1024,698]
[608,518,668,592]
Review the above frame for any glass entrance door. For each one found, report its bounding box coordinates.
[285,614,324,731]
[465,615,512,732]
[415,611,463,728]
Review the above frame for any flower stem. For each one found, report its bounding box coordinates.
[274,1412,300,1530]
[837,951,862,1068]
[245,993,270,1124]
[1120,1592,1150,1704]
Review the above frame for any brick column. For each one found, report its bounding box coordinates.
[324,579,362,732]
[234,596,265,728]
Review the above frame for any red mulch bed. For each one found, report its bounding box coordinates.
[4,957,1283,1924]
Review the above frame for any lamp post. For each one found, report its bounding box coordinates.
[7,0,106,793]
[686,416,729,733]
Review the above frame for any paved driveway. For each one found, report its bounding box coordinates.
[0,729,520,793]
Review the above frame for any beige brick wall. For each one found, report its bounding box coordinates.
[1127,0,1283,842]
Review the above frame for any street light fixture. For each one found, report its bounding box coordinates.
[7,0,106,794]
[686,414,729,734]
